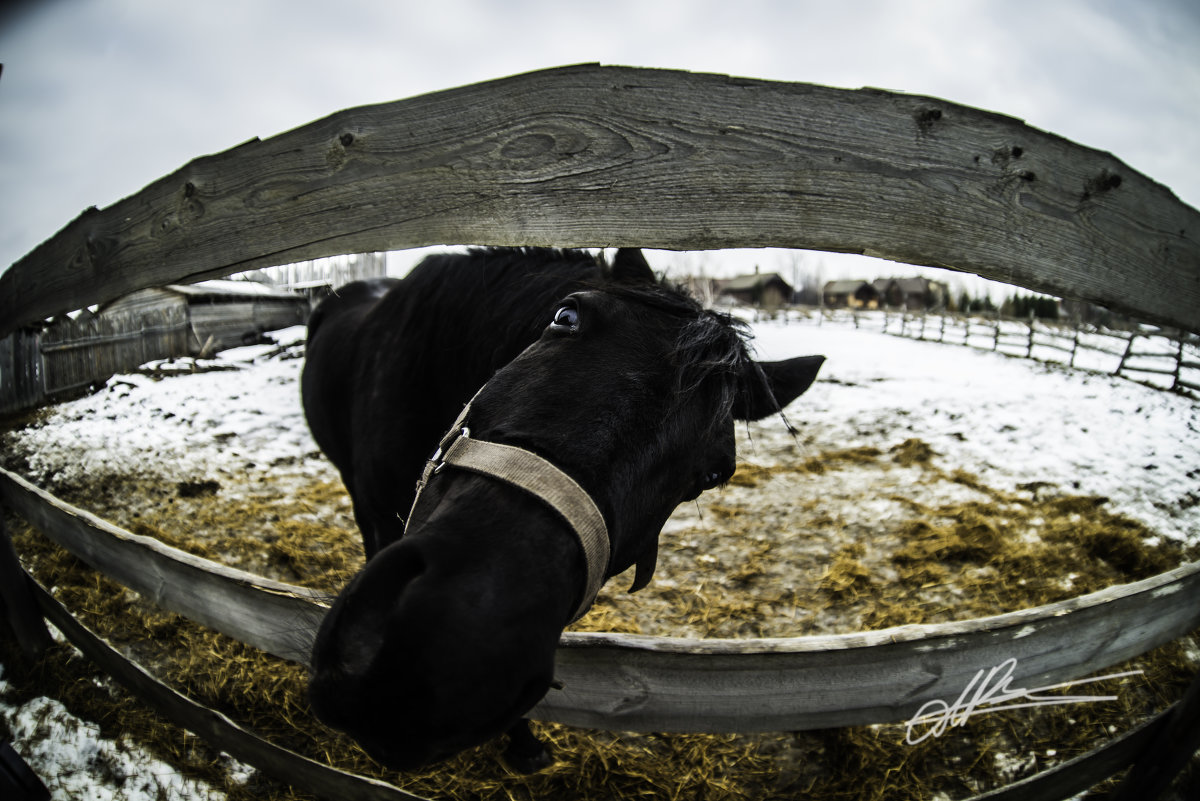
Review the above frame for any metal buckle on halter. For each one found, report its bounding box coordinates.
[430,426,470,476]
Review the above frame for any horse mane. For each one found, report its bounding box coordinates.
[441,247,778,423]
[584,256,769,424]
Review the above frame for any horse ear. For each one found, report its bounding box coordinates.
[610,248,656,284]
[734,355,825,421]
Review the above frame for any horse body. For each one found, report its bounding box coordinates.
[302,248,824,769]
[303,249,603,558]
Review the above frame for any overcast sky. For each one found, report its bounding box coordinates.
[2,0,1197,295]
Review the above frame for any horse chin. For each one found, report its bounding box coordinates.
[308,661,548,770]
[307,538,559,769]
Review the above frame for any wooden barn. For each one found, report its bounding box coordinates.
[822,280,881,309]
[717,272,793,310]
[100,280,308,356]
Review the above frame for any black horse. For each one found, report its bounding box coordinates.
[302,248,823,770]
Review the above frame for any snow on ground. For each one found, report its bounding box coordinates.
[6,318,1197,545]
[2,315,1199,799]
[743,314,1199,545]
[7,326,321,490]
[0,662,236,801]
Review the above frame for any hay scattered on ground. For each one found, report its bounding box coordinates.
[3,436,1199,800]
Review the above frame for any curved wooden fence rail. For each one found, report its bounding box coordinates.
[1,64,1197,338]
[4,465,1197,737]
[2,64,1199,799]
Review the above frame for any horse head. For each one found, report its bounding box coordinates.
[307,249,823,769]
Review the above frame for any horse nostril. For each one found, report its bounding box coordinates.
[337,628,385,676]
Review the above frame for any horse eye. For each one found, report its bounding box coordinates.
[551,305,580,331]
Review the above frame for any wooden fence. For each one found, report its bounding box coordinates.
[0,288,310,415]
[2,465,1198,797]
[40,307,191,395]
[822,307,1200,396]
[2,65,1199,799]
[0,307,191,415]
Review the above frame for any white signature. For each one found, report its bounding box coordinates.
[904,657,1142,745]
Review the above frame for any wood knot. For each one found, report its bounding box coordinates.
[990,145,1025,167]
[500,132,557,159]
[339,132,355,147]
[914,107,943,135]
[1082,170,1122,201]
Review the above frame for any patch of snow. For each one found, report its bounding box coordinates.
[746,317,1200,545]
[2,668,231,801]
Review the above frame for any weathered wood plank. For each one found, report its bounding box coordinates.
[1,64,1197,337]
[0,468,325,664]
[31,580,430,801]
[541,561,1200,731]
[6,465,1198,734]
[1108,668,1200,800]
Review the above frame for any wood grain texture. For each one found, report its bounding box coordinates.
[0,468,324,664]
[541,561,1200,732]
[2,64,1197,336]
[5,465,1198,734]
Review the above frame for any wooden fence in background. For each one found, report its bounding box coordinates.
[2,65,1199,800]
[818,307,1200,396]
[0,307,191,415]
[39,307,191,395]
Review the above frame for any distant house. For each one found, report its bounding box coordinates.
[822,280,880,309]
[872,277,950,310]
[717,272,794,310]
[100,280,308,356]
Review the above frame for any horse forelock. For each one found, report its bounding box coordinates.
[586,279,756,419]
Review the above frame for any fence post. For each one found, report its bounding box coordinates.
[1070,326,1081,369]
[1172,334,1185,392]
[992,313,1001,352]
[1026,316,1035,359]
[0,510,52,657]
[1116,329,1138,377]
[1109,667,1200,801]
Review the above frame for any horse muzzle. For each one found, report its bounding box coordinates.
[307,536,559,769]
